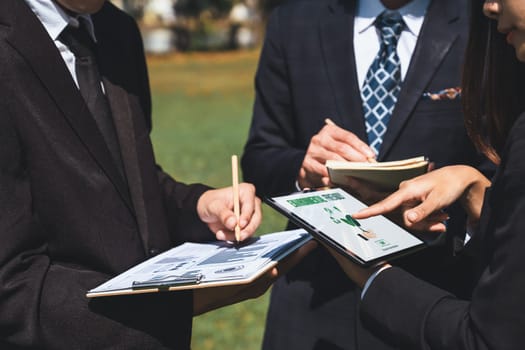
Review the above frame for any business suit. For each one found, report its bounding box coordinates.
[360,111,525,350]
[0,1,213,348]
[241,0,490,349]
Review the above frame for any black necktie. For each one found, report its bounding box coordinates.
[59,20,126,181]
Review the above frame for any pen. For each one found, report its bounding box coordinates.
[231,155,241,242]
[324,118,377,163]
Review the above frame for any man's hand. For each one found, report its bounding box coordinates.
[193,240,318,315]
[298,123,375,189]
[197,183,262,242]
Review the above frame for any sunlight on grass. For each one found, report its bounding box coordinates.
[147,50,287,350]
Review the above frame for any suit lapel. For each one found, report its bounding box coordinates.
[5,0,134,213]
[94,10,154,250]
[378,0,460,159]
[320,0,367,141]
[102,78,150,243]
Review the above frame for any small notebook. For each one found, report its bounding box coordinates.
[265,188,425,267]
[326,156,429,190]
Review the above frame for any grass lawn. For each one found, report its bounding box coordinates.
[147,50,287,350]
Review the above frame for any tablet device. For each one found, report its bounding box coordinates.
[265,188,425,267]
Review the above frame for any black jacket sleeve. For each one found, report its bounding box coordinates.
[360,113,525,350]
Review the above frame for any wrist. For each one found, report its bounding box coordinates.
[297,168,309,190]
[460,167,490,223]
[196,189,212,221]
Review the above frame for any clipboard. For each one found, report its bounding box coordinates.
[265,188,426,267]
[86,229,311,298]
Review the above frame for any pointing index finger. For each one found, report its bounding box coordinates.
[352,191,408,219]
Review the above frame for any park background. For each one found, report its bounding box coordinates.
[149,47,282,350]
[118,0,289,349]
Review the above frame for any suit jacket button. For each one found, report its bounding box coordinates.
[149,248,159,256]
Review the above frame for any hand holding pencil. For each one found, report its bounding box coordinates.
[297,117,376,189]
[196,156,262,242]
[324,119,376,163]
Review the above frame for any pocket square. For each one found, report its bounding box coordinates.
[422,87,461,101]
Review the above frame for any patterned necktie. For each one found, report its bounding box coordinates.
[361,11,405,155]
[59,20,126,181]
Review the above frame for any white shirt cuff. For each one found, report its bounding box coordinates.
[361,265,392,299]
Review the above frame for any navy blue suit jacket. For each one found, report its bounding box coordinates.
[242,0,492,349]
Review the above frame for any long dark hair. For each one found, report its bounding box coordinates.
[462,0,525,164]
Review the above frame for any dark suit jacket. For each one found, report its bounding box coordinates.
[0,1,213,349]
[360,111,525,350]
[241,0,491,349]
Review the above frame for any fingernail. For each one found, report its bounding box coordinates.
[364,148,375,158]
[407,211,418,222]
[240,218,248,228]
[216,230,225,240]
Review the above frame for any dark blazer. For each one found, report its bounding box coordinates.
[241,0,491,349]
[360,111,525,350]
[0,1,213,349]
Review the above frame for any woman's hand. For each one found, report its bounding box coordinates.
[352,165,491,232]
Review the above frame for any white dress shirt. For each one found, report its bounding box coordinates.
[295,0,431,192]
[24,0,97,88]
[354,0,430,89]
[354,0,430,298]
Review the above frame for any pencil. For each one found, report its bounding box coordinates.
[324,118,377,163]
[231,155,241,242]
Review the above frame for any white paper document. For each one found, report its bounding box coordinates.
[266,188,425,266]
[87,229,311,297]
